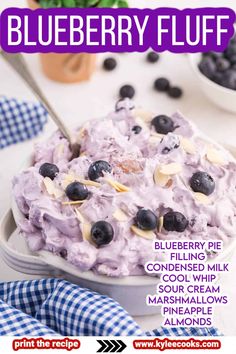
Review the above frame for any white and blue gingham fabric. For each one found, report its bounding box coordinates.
[0,279,221,337]
[0,96,48,149]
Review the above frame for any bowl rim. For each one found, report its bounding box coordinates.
[188,52,236,95]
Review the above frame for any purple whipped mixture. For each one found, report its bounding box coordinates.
[12,99,236,277]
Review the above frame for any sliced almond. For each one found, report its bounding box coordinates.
[149,136,162,145]
[43,177,55,195]
[194,192,211,205]
[113,209,128,222]
[79,152,87,157]
[133,108,154,122]
[206,147,225,166]
[150,131,165,139]
[81,223,92,242]
[133,117,147,130]
[158,216,164,233]
[159,163,182,176]
[53,188,65,199]
[62,200,85,206]
[75,211,92,242]
[106,179,131,192]
[79,179,101,188]
[75,209,86,223]
[180,137,196,155]
[62,174,100,189]
[77,127,86,143]
[165,179,173,189]
[154,167,170,187]
[131,225,155,240]
[55,143,65,157]
[43,177,64,198]
[62,174,75,189]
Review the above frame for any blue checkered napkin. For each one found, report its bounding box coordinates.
[0,96,48,149]
[0,279,221,337]
[0,279,142,336]
[147,326,221,337]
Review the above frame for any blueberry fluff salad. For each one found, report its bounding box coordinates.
[199,34,236,90]
[13,99,236,277]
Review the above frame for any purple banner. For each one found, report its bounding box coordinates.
[0,7,235,53]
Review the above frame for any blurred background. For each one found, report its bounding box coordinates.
[1,0,236,335]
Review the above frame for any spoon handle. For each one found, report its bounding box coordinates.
[0,51,73,143]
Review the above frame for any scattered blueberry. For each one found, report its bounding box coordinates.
[225,43,236,60]
[147,51,160,63]
[198,56,216,79]
[203,51,223,60]
[168,86,183,99]
[199,36,236,91]
[216,58,230,72]
[132,125,142,134]
[119,85,135,99]
[39,163,59,180]
[103,57,117,71]
[190,171,215,196]
[151,115,175,135]
[220,70,236,90]
[154,78,170,92]
[65,182,89,201]
[213,71,224,85]
[91,221,114,247]
[163,211,189,232]
[88,160,112,181]
[136,209,158,231]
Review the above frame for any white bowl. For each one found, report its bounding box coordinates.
[3,142,236,316]
[189,53,236,113]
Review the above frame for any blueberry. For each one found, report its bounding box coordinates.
[91,221,114,247]
[103,57,117,71]
[88,160,112,181]
[216,58,230,72]
[225,44,236,59]
[147,51,160,63]
[190,171,215,196]
[168,86,183,99]
[151,115,175,135]
[154,78,170,92]
[213,71,224,85]
[229,54,236,65]
[203,51,223,60]
[59,249,68,259]
[198,57,216,79]
[163,211,188,232]
[220,70,236,90]
[65,182,89,201]
[136,209,158,231]
[39,163,59,180]
[119,85,135,99]
[132,125,142,134]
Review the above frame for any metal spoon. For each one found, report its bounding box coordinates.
[0,50,80,159]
